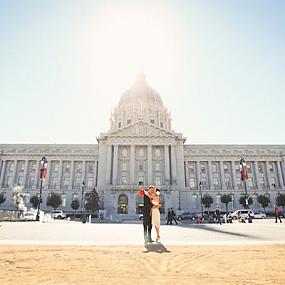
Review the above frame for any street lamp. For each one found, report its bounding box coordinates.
[36,156,47,221]
[239,156,249,209]
[81,181,85,215]
[199,181,204,216]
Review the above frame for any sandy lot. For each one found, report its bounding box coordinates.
[1,245,285,285]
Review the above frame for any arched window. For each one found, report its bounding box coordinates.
[117,194,128,214]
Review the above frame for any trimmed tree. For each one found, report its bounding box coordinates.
[257,195,270,211]
[29,195,42,209]
[276,194,285,211]
[0,192,6,206]
[201,194,213,213]
[47,192,62,210]
[85,188,100,214]
[220,194,232,214]
[239,195,253,209]
[71,199,80,218]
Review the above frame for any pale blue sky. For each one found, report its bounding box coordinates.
[0,0,284,144]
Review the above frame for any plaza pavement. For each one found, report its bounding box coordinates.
[0,219,284,246]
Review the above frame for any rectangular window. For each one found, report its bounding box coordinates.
[160,122,163,128]
[224,163,228,172]
[201,178,207,188]
[150,119,155,124]
[138,164,144,171]
[269,163,274,172]
[87,163,94,173]
[212,163,217,173]
[118,122,121,128]
[225,178,231,189]
[189,178,195,188]
[200,164,206,173]
[122,162,127,171]
[51,177,57,187]
[87,178,93,187]
[18,176,24,185]
[155,177,161,186]
[127,119,131,124]
[188,163,195,173]
[6,176,12,186]
[121,176,127,184]
[75,177,81,186]
[155,162,160,171]
[138,175,144,185]
[54,164,59,172]
[235,162,240,171]
[20,163,25,172]
[9,163,14,172]
[31,162,36,171]
[63,177,69,186]
[258,163,263,173]
[271,177,276,187]
[76,164,82,173]
[64,164,70,172]
[259,177,264,186]
[29,176,35,186]
[213,178,219,188]
[248,177,253,187]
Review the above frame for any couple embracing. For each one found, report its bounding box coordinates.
[142,185,161,243]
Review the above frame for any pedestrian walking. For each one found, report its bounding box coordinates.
[274,205,282,223]
[167,209,172,225]
[215,206,222,225]
[170,208,178,225]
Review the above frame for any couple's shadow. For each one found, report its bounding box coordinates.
[143,242,171,254]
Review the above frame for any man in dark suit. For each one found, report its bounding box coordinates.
[143,186,153,243]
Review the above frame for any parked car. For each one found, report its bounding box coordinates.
[21,211,37,221]
[177,212,195,221]
[228,209,254,220]
[51,210,66,219]
[253,212,266,219]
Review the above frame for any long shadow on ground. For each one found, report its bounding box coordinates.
[172,223,265,240]
[143,243,171,253]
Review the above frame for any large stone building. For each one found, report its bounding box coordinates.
[1,74,285,218]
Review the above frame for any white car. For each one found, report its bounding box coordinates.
[228,209,254,220]
[51,210,66,219]
[21,211,37,221]
[253,212,266,219]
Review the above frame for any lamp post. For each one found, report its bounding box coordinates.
[81,181,85,216]
[36,156,47,221]
[239,156,249,209]
[199,181,204,216]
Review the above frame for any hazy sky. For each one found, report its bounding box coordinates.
[0,0,284,145]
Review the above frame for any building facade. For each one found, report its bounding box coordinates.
[1,74,285,218]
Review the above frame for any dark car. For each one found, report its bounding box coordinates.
[177,212,195,220]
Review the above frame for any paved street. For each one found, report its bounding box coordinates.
[0,219,284,245]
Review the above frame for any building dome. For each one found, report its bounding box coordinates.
[110,73,172,132]
[117,72,163,112]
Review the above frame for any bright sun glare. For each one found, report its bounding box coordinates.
[92,3,179,86]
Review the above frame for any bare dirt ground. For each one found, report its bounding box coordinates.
[1,244,285,285]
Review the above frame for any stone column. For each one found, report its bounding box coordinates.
[0,160,6,187]
[23,160,29,188]
[277,161,284,188]
[171,146,177,185]
[254,161,260,190]
[147,145,152,185]
[70,160,75,189]
[196,161,201,187]
[219,161,226,190]
[57,160,63,190]
[208,161,214,190]
[265,161,271,189]
[231,161,237,190]
[82,161,86,185]
[112,145,119,185]
[164,145,170,185]
[12,160,17,186]
[176,143,185,189]
[94,160,98,187]
[130,145,135,185]
[34,160,40,189]
[105,145,112,185]
[184,161,189,187]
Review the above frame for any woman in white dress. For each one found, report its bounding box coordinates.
[146,186,161,242]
